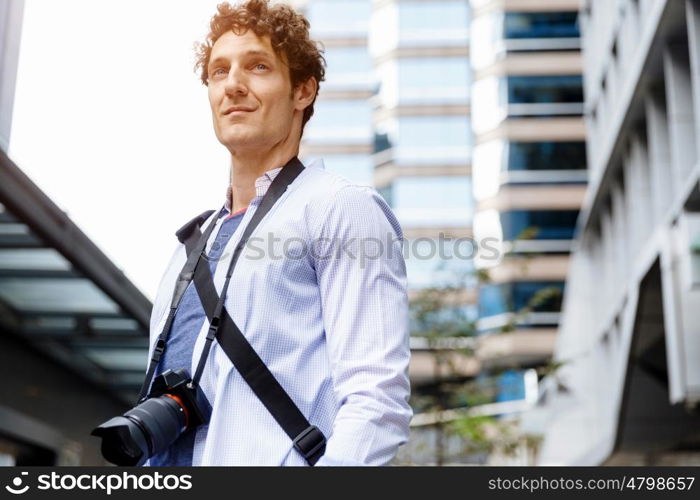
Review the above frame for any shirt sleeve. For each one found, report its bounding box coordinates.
[312,184,412,466]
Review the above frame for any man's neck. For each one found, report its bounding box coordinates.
[228,147,298,213]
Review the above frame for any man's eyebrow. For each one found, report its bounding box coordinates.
[208,50,275,69]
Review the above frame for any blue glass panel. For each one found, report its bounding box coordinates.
[405,238,476,289]
[319,154,373,186]
[399,1,469,31]
[393,177,472,210]
[479,282,508,318]
[500,210,579,240]
[383,176,473,226]
[507,75,583,104]
[306,100,373,143]
[508,141,587,171]
[511,281,564,312]
[399,116,471,148]
[307,0,371,36]
[374,116,472,163]
[496,370,526,402]
[504,11,580,39]
[323,46,373,76]
[312,100,372,127]
[398,57,470,88]
[478,281,565,317]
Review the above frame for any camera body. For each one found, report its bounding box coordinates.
[91,369,211,466]
[148,368,211,427]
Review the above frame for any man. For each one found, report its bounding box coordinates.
[145,0,411,466]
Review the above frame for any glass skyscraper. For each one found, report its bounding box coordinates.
[470,0,586,376]
[532,0,700,465]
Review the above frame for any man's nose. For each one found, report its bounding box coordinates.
[224,67,248,96]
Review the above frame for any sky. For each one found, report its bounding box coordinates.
[9,0,234,301]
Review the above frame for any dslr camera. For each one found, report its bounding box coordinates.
[91,369,211,466]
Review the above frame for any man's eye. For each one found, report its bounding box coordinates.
[254,63,268,71]
[212,68,227,77]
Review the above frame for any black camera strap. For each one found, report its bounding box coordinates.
[141,156,326,465]
[137,210,220,404]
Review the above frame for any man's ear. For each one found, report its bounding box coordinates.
[294,77,317,112]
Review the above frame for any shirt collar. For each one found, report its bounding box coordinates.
[224,166,285,213]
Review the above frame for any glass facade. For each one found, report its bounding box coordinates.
[307,0,371,37]
[503,12,580,40]
[399,58,470,101]
[471,9,581,69]
[305,100,373,144]
[507,75,583,104]
[495,370,527,402]
[473,140,587,202]
[370,0,469,55]
[374,115,472,164]
[500,210,580,240]
[322,46,374,90]
[478,281,565,318]
[377,57,471,106]
[399,0,470,44]
[408,303,478,337]
[381,176,472,227]
[313,154,374,186]
[446,369,529,407]
[508,141,587,171]
[404,238,477,290]
[472,75,583,131]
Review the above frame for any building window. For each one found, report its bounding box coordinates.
[500,210,580,240]
[405,238,476,289]
[307,0,371,37]
[479,281,565,318]
[504,12,580,39]
[323,46,374,90]
[374,115,472,164]
[495,370,527,402]
[447,370,529,407]
[371,1,469,55]
[507,75,583,104]
[383,176,473,226]
[376,57,470,107]
[310,154,374,186]
[305,100,373,144]
[399,0,470,45]
[508,142,587,171]
[397,57,470,104]
[409,304,478,338]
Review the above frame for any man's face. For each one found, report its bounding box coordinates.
[207,30,298,152]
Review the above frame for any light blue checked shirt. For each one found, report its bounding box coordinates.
[146,158,412,466]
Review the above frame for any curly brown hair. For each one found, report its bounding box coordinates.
[194,0,326,135]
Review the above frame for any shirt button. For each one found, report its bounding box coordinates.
[212,242,220,251]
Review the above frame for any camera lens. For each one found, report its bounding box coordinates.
[91,394,187,466]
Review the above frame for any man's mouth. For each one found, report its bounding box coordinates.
[223,106,255,115]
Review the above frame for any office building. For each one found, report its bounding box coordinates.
[532,0,700,465]
[369,0,475,387]
[291,0,376,187]
[470,0,586,414]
